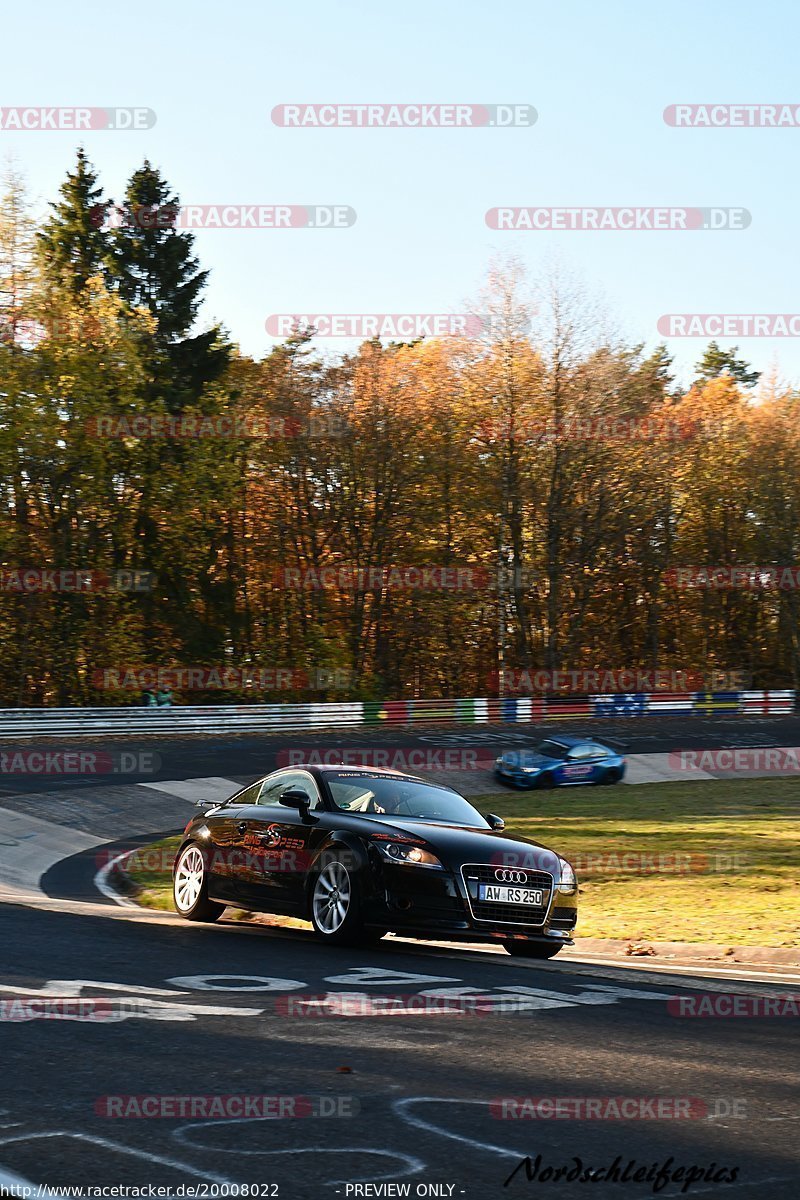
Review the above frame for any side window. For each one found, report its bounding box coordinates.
[256,771,323,810]
[590,745,610,759]
[231,780,264,806]
[568,746,596,761]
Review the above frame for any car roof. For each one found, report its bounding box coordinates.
[293,763,461,794]
[312,764,421,775]
[539,735,613,749]
[285,763,450,784]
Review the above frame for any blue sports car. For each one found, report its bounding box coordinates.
[495,735,626,789]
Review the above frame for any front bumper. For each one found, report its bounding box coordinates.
[495,765,542,788]
[363,858,577,944]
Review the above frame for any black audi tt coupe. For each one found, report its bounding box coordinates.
[173,765,578,958]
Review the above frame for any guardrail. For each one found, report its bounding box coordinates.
[0,690,793,738]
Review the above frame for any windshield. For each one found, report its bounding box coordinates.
[536,740,569,760]
[325,772,490,826]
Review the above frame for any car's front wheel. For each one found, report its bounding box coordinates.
[600,768,622,785]
[310,855,371,945]
[504,940,564,959]
[173,843,225,922]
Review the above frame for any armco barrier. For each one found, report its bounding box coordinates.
[0,691,793,739]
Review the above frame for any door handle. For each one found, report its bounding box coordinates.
[236,822,248,834]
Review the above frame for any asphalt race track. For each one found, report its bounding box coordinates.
[1,902,799,1199]
[1,715,799,1198]
[1,712,800,792]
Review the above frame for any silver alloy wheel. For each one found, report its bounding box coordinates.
[174,845,205,912]
[312,861,352,934]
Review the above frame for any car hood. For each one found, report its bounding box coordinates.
[342,814,564,874]
[498,751,557,769]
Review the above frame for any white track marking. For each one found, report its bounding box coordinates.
[167,974,306,991]
[394,1097,517,1159]
[0,1132,233,1184]
[561,957,800,986]
[0,979,189,996]
[93,848,142,907]
[323,967,461,986]
[0,978,265,1021]
[173,1120,425,1184]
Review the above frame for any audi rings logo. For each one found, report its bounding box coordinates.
[495,869,528,884]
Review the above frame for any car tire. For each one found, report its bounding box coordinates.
[601,768,622,785]
[310,854,370,945]
[503,940,564,959]
[173,843,226,922]
[538,772,555,789]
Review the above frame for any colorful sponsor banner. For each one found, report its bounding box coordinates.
[591,694,649,718]
[692,691,743,714]
[0,691,793,735]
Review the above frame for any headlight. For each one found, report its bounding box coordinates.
[557,857,577,894]
[379,842,444,869]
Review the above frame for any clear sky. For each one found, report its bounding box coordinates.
[3,0,800,388]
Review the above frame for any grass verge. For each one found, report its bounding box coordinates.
[119,777,800,946]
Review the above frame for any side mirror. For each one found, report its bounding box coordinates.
[279,787,311,811]
[194,798,217,809]
[486,813,505,831]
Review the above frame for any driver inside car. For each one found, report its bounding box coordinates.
[372,787,412,814]
[345,787,402,814]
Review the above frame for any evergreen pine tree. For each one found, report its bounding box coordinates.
[108,161,230,410]
[37,148,110,298]
[696,340,760,388]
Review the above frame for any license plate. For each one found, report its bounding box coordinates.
[479,884,544,905]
